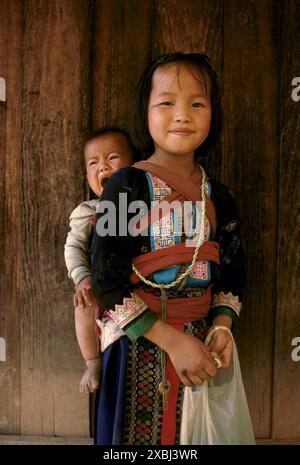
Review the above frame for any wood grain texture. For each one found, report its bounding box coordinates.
[0,0,22,435]
[222,0,278,437]
[152,0,222,56]
[21,0,92,436]
[273,0,300,438]
[92,0,152,129]
[152,0,223,180]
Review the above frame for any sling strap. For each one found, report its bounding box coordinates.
[130,241,219,284]
[133,161,217,238]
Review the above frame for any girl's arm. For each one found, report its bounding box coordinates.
[209,181,246,325]
[206,182,246,366]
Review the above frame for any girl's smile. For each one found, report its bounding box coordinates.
[169,128,195,135]
[147,62,212,163]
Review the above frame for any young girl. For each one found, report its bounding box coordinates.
[91,53,247,445]
[64,127,136,394]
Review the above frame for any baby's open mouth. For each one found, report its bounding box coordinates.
[100,177,109,189]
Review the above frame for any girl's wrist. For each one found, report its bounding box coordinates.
[211,314,232,330]
[143,319,181,353]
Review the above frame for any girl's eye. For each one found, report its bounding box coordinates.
[160,101,173,106]
[89,161,97,166]
[192,102,205,108]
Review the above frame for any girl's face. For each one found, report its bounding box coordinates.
[147,63,212,160]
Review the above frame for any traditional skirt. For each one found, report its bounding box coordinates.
[94,317,209,445]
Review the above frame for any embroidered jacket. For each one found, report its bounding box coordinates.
[91,166,246,342]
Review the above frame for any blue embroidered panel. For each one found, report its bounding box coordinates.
[145,173,212,287]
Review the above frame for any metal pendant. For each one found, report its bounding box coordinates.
[158,379,171,411]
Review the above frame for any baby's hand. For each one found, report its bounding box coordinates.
[73,276,96,308]
[79,358,101,394]
[206,327,233,368]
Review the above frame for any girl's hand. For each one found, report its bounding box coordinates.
[206,327,233,368]
[73,276,96,308]
[144,320,219,386]
[166,331,219,386]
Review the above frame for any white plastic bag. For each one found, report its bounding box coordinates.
[180,338,255,445]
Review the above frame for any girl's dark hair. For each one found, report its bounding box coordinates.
[85,126,139,162]
[130,53,222,162]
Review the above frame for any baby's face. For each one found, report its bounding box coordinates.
[85,133,134,197]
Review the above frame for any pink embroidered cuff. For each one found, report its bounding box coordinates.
[108,293,148,329]
[211,291,242,317]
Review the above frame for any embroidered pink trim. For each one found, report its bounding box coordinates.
[211,291,242,317]
[108,293,147,329]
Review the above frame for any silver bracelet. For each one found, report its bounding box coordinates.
[205,325,233,346]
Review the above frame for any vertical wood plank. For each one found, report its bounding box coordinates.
[223,0,278,437]
[273,0,300,438]
[152,0,223,60]
[92,0,152,129]
[21,0,92,436]
[91,0,152,433]
[152,0,224,180]
[0,0,22,435]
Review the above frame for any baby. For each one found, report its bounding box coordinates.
[64,127,136,393]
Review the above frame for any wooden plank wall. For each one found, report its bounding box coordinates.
[20,0,92,436]
[92,0,152,129]
[273,0,300,439]
[1,0,299,441]
[222,0,278,437]
[0,0,22,435]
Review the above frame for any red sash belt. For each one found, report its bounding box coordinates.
[134,286,212,324]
